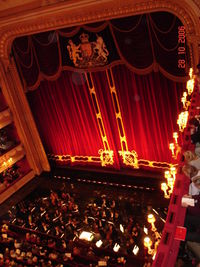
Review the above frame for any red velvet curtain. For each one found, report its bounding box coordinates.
[28,71,103,157]
[111,65,183,162]
[28,64,184,169]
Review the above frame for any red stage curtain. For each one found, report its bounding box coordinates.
[27,65,184,168]
[110,64,183,163]
[27,71,103,157]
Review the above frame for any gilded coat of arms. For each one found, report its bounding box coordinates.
[67,33,109,68]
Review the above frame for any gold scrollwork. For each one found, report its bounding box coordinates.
[106,68,139,168]
[85,72,111,152]
[118,150,139,168]
[98,149,114,167]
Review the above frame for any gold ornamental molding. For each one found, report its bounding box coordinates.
[85,72,111,151]
[48,153,176,170]
[105,68,139,168]
[48,153,100,164]
[192,0,200,15]
[0,58,50,174]
[98,149,114,167]
[0,108,12,129]
[84,72,114,167]
[0,0,199,62]
[50,152,114,167]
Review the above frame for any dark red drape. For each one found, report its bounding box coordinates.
[28,71,103,157]
[13,12,189,91]
[28,65,184,169]
[111,65,183,163]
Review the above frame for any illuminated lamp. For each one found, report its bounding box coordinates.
[177,111,188,132]
[170,166,177,180]
[144,237,153,254]
[169,143,175,156]
[147,214,156,231]
[173,132,178,144]
[161,183,170,199]
[164,171,171,179]
[187,79,194,95]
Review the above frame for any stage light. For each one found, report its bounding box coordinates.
[113,243,120,252]
[132,245,139,255]
[79,231,94,241]
[96,240,103,248]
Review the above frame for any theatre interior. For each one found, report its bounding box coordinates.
[0,0,200,266]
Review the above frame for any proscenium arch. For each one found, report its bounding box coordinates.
[0,0,199,69]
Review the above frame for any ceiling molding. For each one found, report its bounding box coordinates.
[0,0,199,61]
[192,0,200,15]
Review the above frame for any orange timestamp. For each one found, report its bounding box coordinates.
[177,26,186,68]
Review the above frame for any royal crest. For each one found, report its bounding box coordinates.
[67,33,109,68]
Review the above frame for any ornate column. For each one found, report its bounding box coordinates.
[0,56,50,175]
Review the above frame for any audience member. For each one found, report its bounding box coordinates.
[189,117,200,157]
[1,184,163,267]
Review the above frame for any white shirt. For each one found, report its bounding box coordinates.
[189,182,200,196]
